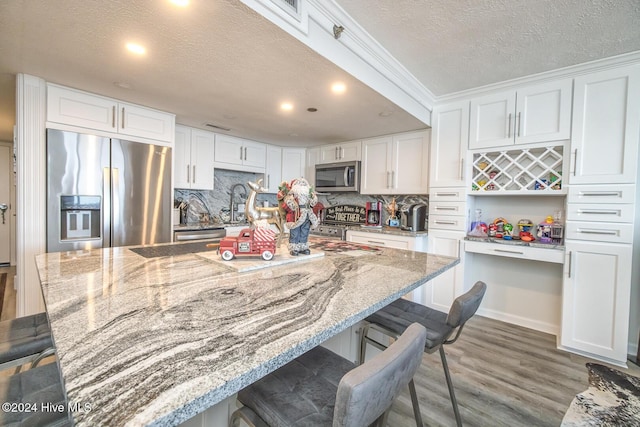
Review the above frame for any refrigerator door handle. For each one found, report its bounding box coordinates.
[111,168,120,245]
[103,167,112,248]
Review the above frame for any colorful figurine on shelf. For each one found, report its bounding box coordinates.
[517,219,535,242]
[503,223,514,240]
[537,215,554,243]
[550,211,564,244]
[492,217,507,238]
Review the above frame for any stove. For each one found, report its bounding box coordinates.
[310,204,367,240]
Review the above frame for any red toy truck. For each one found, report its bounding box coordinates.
[218,228,277,261]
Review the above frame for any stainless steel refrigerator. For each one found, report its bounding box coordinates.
[46,129,172,252]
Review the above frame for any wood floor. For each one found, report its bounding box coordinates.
[1,264,638,426]
[387,315,640,427]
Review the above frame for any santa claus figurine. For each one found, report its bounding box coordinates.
[279,178,319,255]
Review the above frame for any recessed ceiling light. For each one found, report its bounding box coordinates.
[331,82,347,94]
[281,103,294,111]
[169,0,189,6]
[126,42,146,55]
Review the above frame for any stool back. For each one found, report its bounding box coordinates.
[446,281,487,329]
[333,322,427,427]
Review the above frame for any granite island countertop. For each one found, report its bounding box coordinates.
[36,237,458,426]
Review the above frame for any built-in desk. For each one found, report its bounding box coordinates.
[36,237,458,426]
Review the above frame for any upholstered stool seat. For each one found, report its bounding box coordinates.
[0,313,54,371]
[360,281,487,427]
[0,362,71,426]
[231,323,427,427]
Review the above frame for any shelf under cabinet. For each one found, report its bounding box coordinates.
[464,238,564,264]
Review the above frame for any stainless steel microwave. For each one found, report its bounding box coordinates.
[315,161,360,192]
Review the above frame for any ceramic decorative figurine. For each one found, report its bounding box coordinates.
[279,177,319,256]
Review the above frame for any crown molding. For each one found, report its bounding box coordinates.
[436,50,640,104]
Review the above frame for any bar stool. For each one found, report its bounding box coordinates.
[230,323,427,427]
[0,312,55,373]
[359,281,487,427]
[0,362,71,426]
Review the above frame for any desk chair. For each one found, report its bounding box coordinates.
[0,312,55,373]
[230,323,427,427]
[360,281,487,427]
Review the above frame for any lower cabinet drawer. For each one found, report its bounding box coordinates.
[568,184,636,204]
[565,221,633,244]
[464,240,564,264]
[566,203,634,223]
[428,214,467,231]
[429,187,466,202]
[429,201,466,216]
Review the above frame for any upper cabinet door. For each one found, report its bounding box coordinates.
[516,79,572,145]
[469,90,515,150]
[118,102,175,143]
[570,66,640,184]
[360,136,392,194]
[392,131,429,194]
[173,125,192,189]
[430,101,469,187]
[264,145,282,193]
[47,84,117,133]
[318,141,361,164]
[242,140,266,169]
[469,79,572,150]
[190,129,215,190]
[282,148,306,183]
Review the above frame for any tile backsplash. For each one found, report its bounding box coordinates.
[175,169,428,224]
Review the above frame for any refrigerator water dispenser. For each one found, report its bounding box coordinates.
[59,195,101,242]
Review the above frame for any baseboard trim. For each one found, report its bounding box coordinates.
[476,307,559,336]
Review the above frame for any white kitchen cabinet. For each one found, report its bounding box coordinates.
[561,241,632,364]
[318,140,361,164]
[282,147,306,182]
[346,230,428,252]
[469,79,572,150]
[214,134,266,172]
[360,131,429,195]
[264,145,282,193]
[569,65,640,184]
[174,125,215,190]
[306,147,320,187]
[47,83,174,143]
[423,230,465,311]
[430,100,469,187]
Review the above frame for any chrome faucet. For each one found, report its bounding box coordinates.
[230,183,247,223]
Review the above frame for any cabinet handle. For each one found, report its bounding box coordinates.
[577,209,620,215]
[187,165,190,183]
[240,147,243,160]
[267,174,270,188]
[434,220,456,225]
[386,171,391,188]
[244,147,247,161]
[121,107,125,129]
[192,165,196,183]
[507,113,512,138]
[577,229,618,236]
[112,106,116,128]
[579,191,621,197]
[517,112,521,137]
[435,192,458,197]
[567,251,572,278]
[391,171,395,188]
[572,149,577,176]
[367,240,385,246]
[460,158,464,180]
[335,147,339,160]
[494,248,524,255]
[457,240,461,258]
[435,206,457,211]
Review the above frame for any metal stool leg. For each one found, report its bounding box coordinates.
[408,378,424,427]
[439,346,462,427]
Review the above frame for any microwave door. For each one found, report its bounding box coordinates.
[344,167,349,187]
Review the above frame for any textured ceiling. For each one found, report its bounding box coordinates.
[0,0,425,145]
[0,0,639,145]
[337,0,640,95]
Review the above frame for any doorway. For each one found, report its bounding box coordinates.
[0,143,13,266]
